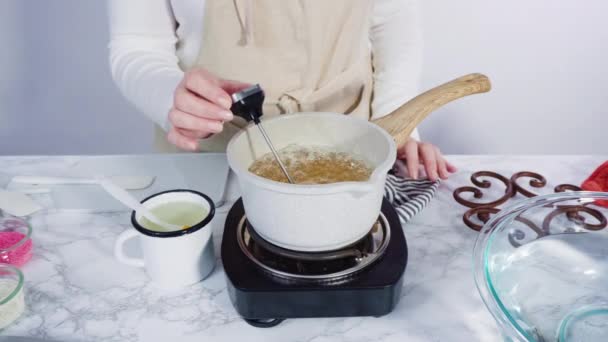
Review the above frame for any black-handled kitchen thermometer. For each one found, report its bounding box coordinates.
[230,84,295,184]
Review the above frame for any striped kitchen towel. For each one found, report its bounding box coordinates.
[384,171,440,223]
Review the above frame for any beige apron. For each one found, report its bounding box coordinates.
[155,0,374,153]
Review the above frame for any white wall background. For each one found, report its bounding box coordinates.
[0,0,153,155]
[418,1,608,154]
[0,0,606,155]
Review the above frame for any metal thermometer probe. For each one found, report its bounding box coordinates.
[230,85,295,184]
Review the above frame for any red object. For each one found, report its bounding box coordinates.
[0,231,33,267]
[581,160,608,207]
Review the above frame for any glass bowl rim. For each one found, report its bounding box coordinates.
[0,263,24,306]
[472,191,608,342]
[557,305,608,341]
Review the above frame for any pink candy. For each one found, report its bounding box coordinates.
[0,231,33,267]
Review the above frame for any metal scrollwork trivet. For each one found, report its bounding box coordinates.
[453,171,608,248]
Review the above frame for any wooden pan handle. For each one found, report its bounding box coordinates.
[372,73,491,146]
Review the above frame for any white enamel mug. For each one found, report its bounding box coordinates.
[114,190,216,289]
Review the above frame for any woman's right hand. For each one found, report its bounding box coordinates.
[167,68,250,151]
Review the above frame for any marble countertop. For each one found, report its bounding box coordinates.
[0,155,604,342]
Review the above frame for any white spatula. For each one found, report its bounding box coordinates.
[96,178,182,231]
[11,175,155,190]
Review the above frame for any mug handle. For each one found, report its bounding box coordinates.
[114,229,145,267]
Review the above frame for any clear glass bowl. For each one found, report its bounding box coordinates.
[473,192,608,341]
[0,264,25,330]
[0,217,33,267]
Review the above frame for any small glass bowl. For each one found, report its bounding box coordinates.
[0,264,25,330]
[0,217,33,267]
[473,192,608,341]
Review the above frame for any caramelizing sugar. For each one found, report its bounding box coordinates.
[248,145,373,184]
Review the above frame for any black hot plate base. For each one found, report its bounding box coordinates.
[221,198,408,328]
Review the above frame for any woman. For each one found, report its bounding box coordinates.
[108,0,456,181]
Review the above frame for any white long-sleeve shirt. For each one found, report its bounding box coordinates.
[107,0,422,139]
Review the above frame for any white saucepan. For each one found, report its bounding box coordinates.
[227,73,491,251]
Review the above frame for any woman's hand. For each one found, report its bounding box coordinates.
[167,68,250,151]
[397,138,457,181]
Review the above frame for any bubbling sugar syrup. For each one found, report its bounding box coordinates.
[248,145,373,184]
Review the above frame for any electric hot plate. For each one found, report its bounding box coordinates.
[221,198,408,328]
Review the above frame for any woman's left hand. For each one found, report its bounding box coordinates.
[397,138,457,181]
